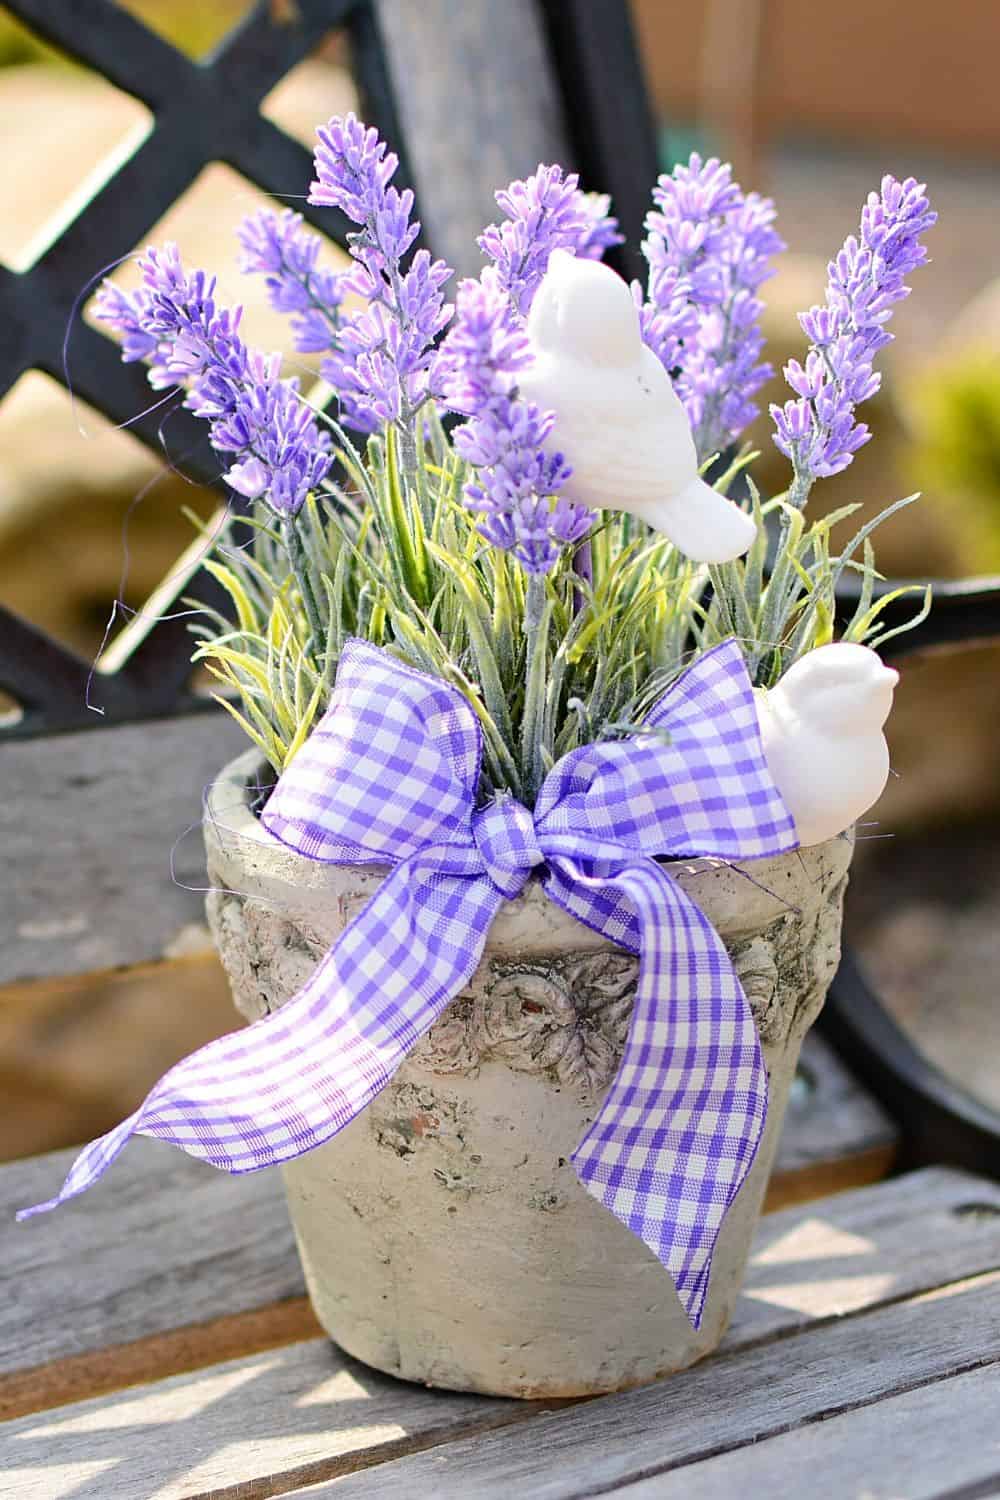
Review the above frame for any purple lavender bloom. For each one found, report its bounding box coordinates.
[308,113,451,433]
[638,155,784,460]
[95,244,331,516]
[93,281,160,364]
[438,271,590,574]
[772,175,936,496]
[310,114,400,229]
[631,270,699,376]
[237,209,345,355]
[643,156,741,298]
[572,191,624,262]
[435,272,534,414]
[479,165,622,316]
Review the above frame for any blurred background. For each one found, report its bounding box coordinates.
[1,0,997,1160]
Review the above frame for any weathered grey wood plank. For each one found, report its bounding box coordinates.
[608,1364,1000,1499]
[3,1164,995,1482]
[4,1145,996,1396]
[733,1164,1000,1344]
[308,1270,1000,1498]
[0,1140,301,1383]
[373,0,571,279]
[0,710,247,982]
[769,1031,898,1203]
[6,1246,998,1500]
[0,1337,524,1500]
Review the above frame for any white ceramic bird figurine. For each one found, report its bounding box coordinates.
[755,643,900,847]
[517,249,757,564]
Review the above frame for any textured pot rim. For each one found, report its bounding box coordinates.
[204,748,854,950]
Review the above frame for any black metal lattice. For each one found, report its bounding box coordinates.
[0,0,409,733]
[0,0,664,738]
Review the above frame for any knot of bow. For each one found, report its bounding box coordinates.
[471,796,544,898]
[25,638,797,1328]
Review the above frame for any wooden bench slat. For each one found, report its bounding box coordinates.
[0,1142,302,1384]
[768,1031,898,1207]
[2,1169,998,1498]
[0,1299,321,1427]
[605,1364,1000,1499]
[730,1162,1000,1344]
[373,0,569,280]
[0,712,246,983]
[0,1339,526,1500]
[304,1270,1000,1499]
[7,1230,995,1500]
[1,1143,991,1407]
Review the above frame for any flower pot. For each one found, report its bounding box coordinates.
[204,748,853,1398]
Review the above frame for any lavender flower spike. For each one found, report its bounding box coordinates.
[772,174,936,504]
[639,154,784,462]
[480,164,622,316]
[438,270,589,575]
[308,112,452,435]
[95,244,332,517]
[238,208,346,355]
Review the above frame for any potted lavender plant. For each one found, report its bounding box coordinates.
[24,118,935,1397]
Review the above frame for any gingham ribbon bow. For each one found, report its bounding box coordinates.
[22,637,797,1327]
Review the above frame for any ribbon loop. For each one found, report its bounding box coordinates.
[471,794,544,899]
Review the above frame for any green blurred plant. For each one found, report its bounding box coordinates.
[0,1,251,69]
[906,351,1000,572]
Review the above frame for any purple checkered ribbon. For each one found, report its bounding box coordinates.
[21,637,796,1326]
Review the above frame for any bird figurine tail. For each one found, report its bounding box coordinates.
[650,476,758,565]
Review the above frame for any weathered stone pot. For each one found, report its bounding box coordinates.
[204,749,853,1399]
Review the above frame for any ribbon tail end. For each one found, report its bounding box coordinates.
[16,1199,62,1222]
[678,1258,713,1331]
[16,1113,139,1222]
[571,1159,718,1332]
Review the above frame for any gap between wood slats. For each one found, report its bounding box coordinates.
[0,952,234,1166]
[604,1364,1000,1500]
[762,1143,898,1212]
[181,1403,564,1500]
[0,1299,320,1424]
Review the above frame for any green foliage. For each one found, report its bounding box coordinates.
[0,2,251,69]
[0,12,77,69]
[701,461,930,686]
[907,351,1000,571]
[191,415,929,791]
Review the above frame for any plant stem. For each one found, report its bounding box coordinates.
[398,412,419,481]
[788,464,814,511]
[281,512,325,654]
[572,537,593,617]
[521,571,548,803]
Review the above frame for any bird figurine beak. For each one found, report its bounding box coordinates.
[517,250,758,565]
[865,663,901,727]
